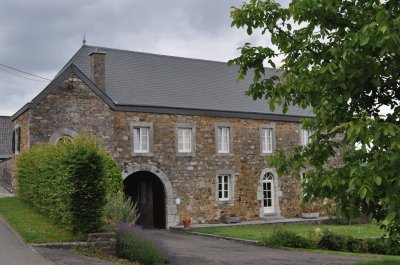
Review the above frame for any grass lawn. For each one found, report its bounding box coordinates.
[355,259,400,265]
[192,223,384,241]
[0,196,85,243]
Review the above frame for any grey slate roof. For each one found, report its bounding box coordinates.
[0,116,12,159]
[62,45,312,118]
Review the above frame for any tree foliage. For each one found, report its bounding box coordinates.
[230,0,400,238]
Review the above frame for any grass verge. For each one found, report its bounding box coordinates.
[192,223,383,241]
[354,259,400,265]
[0,196,85,243]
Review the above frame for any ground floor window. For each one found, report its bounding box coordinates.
[217,174,231,201]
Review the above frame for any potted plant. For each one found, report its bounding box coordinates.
[181,215,192,229]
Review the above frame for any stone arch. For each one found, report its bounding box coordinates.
[257,168,282,217]
[122,163,178,229]
[49,128,78,144]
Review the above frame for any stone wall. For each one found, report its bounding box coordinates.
[11,111,31,191]
[114,112,304,224]
[87,232,116,256]
[0,159,13,191]
[9,70,314,226]
[28,73,114,151]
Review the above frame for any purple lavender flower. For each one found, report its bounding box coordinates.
[116,222,175,264]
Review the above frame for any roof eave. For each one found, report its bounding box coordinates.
[113,104,313,122]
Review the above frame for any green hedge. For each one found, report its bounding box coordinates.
[259,228,400,255]
[16,135,122,233]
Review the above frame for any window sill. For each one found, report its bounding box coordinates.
[216,199,234,205]
[176,152,196,157]
[131,152,153,157]
[260,152,274,156]
[216,152,233,157]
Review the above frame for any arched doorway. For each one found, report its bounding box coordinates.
[122,163,178,229]
[124,171,166,229]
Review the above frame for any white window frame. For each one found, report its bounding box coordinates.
[216,170,235,203]
[133,127,149,153]
[175,123,196,156]
[178,128,192,153]
[261,124,278,155]
[262,128,273,153]
[300,128,312,146]
[130,121,153,156]
[216,125,232,154]
[217,174,231,201]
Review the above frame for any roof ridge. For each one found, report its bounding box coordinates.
[84,44,276,70]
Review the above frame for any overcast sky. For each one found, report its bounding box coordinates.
[0,0,289,116]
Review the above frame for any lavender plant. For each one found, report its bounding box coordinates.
[116,223,174,265]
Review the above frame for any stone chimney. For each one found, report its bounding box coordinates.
[88,50,106,91]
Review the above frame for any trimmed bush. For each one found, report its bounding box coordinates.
[318,229,346,251]
[366,238,400,255]
[17,135,122,233]
[346,236,363,253]
[116,223,172,265]
[259,229,316,249]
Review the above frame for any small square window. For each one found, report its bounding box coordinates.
[217,127,230,153]
[178,128,192,153]
[217,174,231,201]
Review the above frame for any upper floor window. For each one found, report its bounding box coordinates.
[131,121,153,156]
[300,129,312,146]
[178,128,192,153]
[261,126,276,154]
[133,127,149,153]
[217,126,231,154]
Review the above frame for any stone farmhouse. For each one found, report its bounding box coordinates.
[5,45,315,228]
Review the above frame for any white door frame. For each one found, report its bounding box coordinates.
[263,172,274,214]
[258,168,282,217]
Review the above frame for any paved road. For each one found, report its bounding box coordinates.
[0,217,53,265]
[148,230,371,265]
